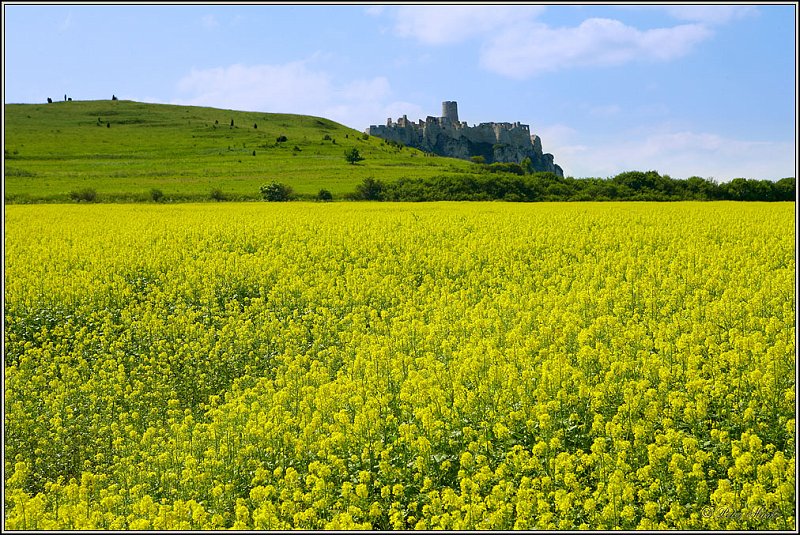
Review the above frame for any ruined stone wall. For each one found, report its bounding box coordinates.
[366,102,563,177]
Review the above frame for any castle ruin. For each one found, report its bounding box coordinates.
[366,101,563,177]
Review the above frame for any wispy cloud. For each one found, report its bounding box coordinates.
[541,124,794,181]
[483,18,711,78]
[201,14,218,29]
[588,104,622,118]
[172,60,414,130]
[651,5,758,25]
[58,11,73,32]
[390,5,545,45]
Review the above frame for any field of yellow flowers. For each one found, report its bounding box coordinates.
[4,202,795,530]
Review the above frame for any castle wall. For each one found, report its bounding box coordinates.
[366,101,562,176]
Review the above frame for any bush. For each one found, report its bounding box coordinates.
[149,188,164,202]
[210,188,225,202]
[316,189,333,202]
[69,188,97,203]
[355,177,384,200]
[276,135,288,143]
[260,182,294,202]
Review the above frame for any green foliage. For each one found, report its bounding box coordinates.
[316,188,333,202]
[470,155,486,165]
[260,182,295,202]
[149,188,164,202]
[344,147,364,165]
[354,177,384,200]
[69,188,97,202]
[485,162,526,175]
[276,135,288,143]
[368,170,796,202]
[210,188,225,202]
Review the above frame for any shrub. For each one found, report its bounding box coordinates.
[276,135,288,143]
[354,177,384,200]
[150,188,164,202]
[210,188,225,201]
[69,188,97,203]
[260,182,294,202]
[316,189,333,202]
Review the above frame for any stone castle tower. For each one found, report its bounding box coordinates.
[441,101,459,125]
[366,101,563,177]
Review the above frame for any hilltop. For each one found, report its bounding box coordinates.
[3,99,479,203]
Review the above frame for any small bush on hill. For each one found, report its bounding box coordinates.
[69,188,97,203]
[260,182,294,202]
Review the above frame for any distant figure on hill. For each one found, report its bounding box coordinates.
[47,97,52,104]
[112,94,118,101]
[64,94,67,101]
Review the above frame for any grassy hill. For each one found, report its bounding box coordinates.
[4,100,478,202]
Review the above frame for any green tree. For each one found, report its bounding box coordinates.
[344,147,364,165]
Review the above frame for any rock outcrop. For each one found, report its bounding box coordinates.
[366,101,563,177]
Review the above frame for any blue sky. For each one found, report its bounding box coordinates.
[3,3,797,181]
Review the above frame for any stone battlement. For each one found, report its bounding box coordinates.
[367,101,562,176]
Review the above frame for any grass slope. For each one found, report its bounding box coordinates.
[4,100,478,202]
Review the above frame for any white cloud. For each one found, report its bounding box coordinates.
[379,7,715,79]
[201,14,219,29]
[391,5,545,45]
[589,104,622,118]
[541,125,795,181]
[480,18,712,78]
[172,60,417,131]
[364,6,385,17]
[175,62,331,112]
[58,11,73,32]
[658,5,758,25]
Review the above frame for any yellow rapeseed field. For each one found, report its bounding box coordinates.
[3,202,795,530]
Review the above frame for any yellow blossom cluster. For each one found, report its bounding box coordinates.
[4,201,795,529]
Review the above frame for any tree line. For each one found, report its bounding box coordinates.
[342,170,796,202]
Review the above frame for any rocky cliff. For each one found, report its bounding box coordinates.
[366,101,563,177]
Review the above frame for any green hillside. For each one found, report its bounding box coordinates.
[4,100,477,202]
